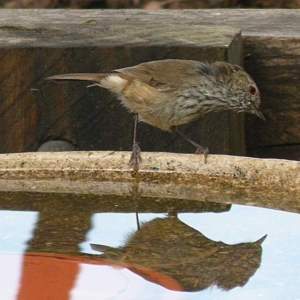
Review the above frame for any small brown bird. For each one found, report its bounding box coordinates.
[47,59,265,171]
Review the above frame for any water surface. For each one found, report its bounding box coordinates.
[0,191,299,299]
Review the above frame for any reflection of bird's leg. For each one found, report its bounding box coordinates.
[135,211,141,230]
[129,178,142,230]
[172,126,209,164]
[129,114,142,171]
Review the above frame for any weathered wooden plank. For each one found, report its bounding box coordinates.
[0,9,299,36]
[0,9,299,160]
[242,36,300,158]
[0,18,243,156]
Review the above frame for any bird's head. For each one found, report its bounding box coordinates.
[213,62,265,122]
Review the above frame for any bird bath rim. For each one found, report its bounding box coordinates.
[0,151,299,213]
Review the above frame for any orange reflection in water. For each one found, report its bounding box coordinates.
[16,252,183,300]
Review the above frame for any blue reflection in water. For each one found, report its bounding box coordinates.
[0,211,39,300]
[80,213,164,253]
[0,211,39,252]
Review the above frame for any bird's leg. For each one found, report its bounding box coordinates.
[129,114,142,171]
[172,127,209,164]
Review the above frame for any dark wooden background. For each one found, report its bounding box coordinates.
[0,9,299,160]
[0,18,245,156]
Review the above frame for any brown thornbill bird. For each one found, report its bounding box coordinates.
[46,59,265,171]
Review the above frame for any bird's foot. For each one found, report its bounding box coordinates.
[195,147,209,164]
[172,127,209,164]
[129,142,142,172]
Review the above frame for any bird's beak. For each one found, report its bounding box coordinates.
[253,107,266,122]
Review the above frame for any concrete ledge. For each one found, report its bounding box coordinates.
[0,151,298,186]
[0,152,299,214]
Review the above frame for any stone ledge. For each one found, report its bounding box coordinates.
[1,152,299,213]
[0,151,298,189]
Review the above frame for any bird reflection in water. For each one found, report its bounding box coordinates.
[91,183,267,292]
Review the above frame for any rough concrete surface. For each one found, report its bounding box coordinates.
[0,151,299,188]
[0,152,299,212]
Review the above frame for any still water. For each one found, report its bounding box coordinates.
[0,191,299,300]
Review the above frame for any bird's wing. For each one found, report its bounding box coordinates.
[117,63,176,90]
[115,59,214,89]
[115,64,154,84]
[115,60,188,88]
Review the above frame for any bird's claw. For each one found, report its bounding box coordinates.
[195,147,209,164]
[129,142,142,172]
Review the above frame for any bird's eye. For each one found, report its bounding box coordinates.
[249,85,257,95]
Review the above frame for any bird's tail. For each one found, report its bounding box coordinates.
[46,73,111,82]
[46,73,129,94]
